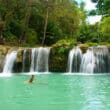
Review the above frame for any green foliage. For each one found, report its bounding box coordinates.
[79,2,87,24]
[0,0,81,46]
[88,10,97,16]
[91,0,110,15]
[3,31,17,42]
[25,29,38,46]
[29,0,80,45]
[50,38,77,72]
[89,0,110,43]
[9,20,24,38]
[0,0,109,46]
[0,21,5,31]
[78,23,102,43]
[85,42,98,46]
[44,21,63,45]
[100,17,110,42]
[52,39,77,54]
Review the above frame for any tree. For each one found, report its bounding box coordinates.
[88,10,97,16]
[78,23,101,43]
[79,2,87,24]
[42,0,49,46]
[91,0,110,16]
[0,0,81,46]
[29,0,80,45]
[100,17,110,41]
[20,0,32,43]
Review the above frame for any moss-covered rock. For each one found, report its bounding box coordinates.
[49,39,77,72]
[78,44,89,53]
[0,54,5,72]
[13,48,31,73]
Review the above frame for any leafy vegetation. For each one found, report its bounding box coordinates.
[0,0,109,47]
[100,17,110,42]
[0,0,80,46]
[91,0,110,16]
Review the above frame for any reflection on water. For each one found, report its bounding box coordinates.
[0,74,110,110]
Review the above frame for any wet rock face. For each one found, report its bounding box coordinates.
[22,49,31,72]
[13,49,31,73]
[49,46,69,72]
[0,53,5,72]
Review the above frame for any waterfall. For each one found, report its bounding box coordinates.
[30,47,50,72]
[2,51,17,73]
[80,47,95,73]
[108,52,110,72]
[67,46,110,73]
[67,47,82,73]
[80,46,110,73]
[94,46,109,73]
[30,48,36,72]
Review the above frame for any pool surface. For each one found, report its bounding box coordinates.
[0,73,110,110]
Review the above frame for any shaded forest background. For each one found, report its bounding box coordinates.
[0,0,110,46]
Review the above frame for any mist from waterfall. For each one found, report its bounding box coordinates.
[2,51,17,74]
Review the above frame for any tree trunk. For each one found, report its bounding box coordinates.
[19,0,31,43]
[42,1,49,46]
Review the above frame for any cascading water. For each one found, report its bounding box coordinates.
[80,46,110,73]
[67,46,110,73]
[67,47,82,73]
[30,48,36,72]
[108,52,110,72]
[2,51,17,74]
[30,47,50,72]
[94,46,109,73]
[2,46,109,74]
[80,47,95,73]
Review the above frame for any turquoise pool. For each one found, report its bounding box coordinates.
[0,73,110,110]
